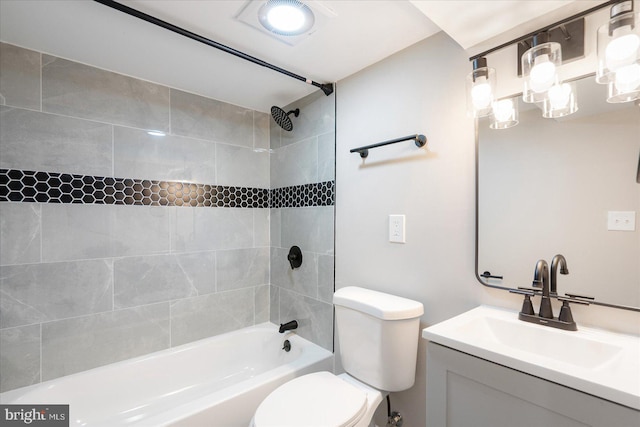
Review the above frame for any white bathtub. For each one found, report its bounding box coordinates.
[0,323,334,426]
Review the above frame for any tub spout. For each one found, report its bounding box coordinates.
[279,320,298,333]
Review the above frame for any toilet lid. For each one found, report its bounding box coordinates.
[253,372,368,427]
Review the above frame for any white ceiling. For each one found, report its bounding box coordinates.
[0,0,600,113]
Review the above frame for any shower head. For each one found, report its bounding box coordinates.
[271,106,300,132]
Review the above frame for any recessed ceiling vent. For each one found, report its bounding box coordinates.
[235,0,336,46]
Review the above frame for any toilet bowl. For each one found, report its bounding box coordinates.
[250,372,383,427]
[252,287,423,427]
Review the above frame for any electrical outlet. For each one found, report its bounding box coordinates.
[389,215,405,243]
[607,211,636,231]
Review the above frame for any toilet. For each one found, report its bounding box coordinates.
[252,286,424,427]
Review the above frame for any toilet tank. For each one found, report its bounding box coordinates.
[333,287,424,392]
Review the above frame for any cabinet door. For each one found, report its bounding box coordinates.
[426,343,640,427]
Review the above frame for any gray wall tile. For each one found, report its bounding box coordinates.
[0,107,113,176]
[269,115,281,150]
[172,208,253,253]
[318,132,336,182]
[171,89,253,147]
[281,207,334,254]
[0,259,113,329]
[318,255,335,303]
[0,325,40,393]
[0,42,40,110]
[170,288,254,346]
[41,303,170,381]
[279,289,333,351]
[114,126,216,183]
[42,205,170,262]
[280,91,335,147]
[255,285,270,324]
[271,136,318,188]
[114,252,215,309]
[216,143,269,188]
[270,247,318,298]
[269,208,281,248]
[0,202,41,266]
[269,285,279,324]
[217,248,269,292]
[254,209,270,248]
[254,112,270,150]
[42,56,170,131]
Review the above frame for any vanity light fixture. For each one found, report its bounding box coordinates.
[596,0,640,102]
[467,0,640,130]
[258,0,315,36]
[466,57,496,118]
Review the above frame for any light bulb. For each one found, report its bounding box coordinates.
[614,63,640,92]
[548,83,572,109]
[471,81,493,110]
[267,4,306,32]
[530,54,557,93]
[606,32,640,70]
[493,99,514,122]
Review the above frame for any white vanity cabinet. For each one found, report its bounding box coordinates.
[426,343,640,427]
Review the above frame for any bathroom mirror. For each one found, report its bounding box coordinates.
[476,75,640,311]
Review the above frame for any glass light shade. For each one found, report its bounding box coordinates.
[258,0,315,36]
[466,67,496,118]
[596,11,640,84]
[542,82,578,118]
[607,69,640,102]
[490,98,519,129]
[522,42,562,103]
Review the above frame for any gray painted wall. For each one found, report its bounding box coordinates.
[335,32,640,426]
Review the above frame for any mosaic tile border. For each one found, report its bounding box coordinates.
[0,169,334,208]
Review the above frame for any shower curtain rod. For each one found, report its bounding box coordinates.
[93,0,334,96]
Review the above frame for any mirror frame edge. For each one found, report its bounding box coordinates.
[473,96,640,313]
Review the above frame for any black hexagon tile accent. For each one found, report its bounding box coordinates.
[0,169,334,208]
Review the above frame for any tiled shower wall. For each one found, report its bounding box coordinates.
[269,91,335,351]
[0,41,335,393]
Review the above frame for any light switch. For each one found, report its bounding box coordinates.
[607,211,636,231]
[389,215,405,243]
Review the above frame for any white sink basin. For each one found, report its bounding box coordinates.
[422,306,640,410]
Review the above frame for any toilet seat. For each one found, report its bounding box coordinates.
[253,371,368,427]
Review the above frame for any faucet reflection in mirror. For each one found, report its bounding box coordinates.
[468,0,640,130]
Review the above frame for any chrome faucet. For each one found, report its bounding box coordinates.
[550,254,569,296]
[532,259,553,319]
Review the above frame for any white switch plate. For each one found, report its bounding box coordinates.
[389,214,405,243]
[607,211,636,231]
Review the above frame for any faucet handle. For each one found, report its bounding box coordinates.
[564,293,594,302]
[510,288,535,296]
[558,295,591,306]
[517,286,542,295]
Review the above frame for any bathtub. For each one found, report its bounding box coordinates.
[0,323,334,426]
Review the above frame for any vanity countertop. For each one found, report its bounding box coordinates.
[422,305,640,410]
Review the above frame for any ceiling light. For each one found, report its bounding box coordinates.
[522,33,562,103]
[258,0,315,36]
[466,57,496,118]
